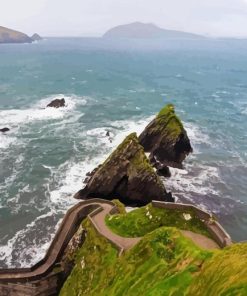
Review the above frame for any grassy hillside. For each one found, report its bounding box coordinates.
[0,26,32,43]
[60,202,247,296]
[105,203,211,238]
[60,221,211,296]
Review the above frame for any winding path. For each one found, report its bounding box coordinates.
[89,203,141,253]
[181,230,219,250]
[0,198,221,296]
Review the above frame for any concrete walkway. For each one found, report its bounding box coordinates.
[89,203,219,252]
[90,203,141,252]
[181,230,220,250]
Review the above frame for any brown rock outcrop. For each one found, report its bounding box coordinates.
[47,98,65,108]
[139,104,192,169]
[75,133,173,205]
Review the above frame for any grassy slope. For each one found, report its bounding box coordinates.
[189,243,247,296]
[106,203,211,238]
[60,218,118,296]
[60,221,211,296]
[60,202,247,296]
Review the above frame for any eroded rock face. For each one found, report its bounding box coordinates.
[75,133,173,205]
[139,104,192,169]
[0,127,10,133]
[47,98,65,108]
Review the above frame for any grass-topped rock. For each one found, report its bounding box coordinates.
[139,104,193,169]
[75,133,173,205]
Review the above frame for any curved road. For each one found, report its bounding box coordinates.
[0,199,219,282]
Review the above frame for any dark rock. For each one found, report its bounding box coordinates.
[47,98,65,108]
[75,133,173,205]
[0,127,10,133]
[157,166,171,178]
[83,177,90,184]
[106,131,110,137]
[139,104,192,169]
[149,154,171,177]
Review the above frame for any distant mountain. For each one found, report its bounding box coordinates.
[103,22,205,39]
[31,33,43,41]
[0,26,35,44]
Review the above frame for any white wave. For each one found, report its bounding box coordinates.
[165,164,220,197]
[184,122,211,148]
[0,210,56,267]
[0,134,16,149]
[0,94,85,127]
[86,127,113,138]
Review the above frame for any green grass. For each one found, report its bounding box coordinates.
[188,243,247,296]
[60,202,247,296]
[105,203,211,238]
[153,104,184,141]
[59,218,118,296]
[60,224,212,296]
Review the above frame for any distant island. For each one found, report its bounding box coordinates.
[0,26,42,44]
[103,22,205,39]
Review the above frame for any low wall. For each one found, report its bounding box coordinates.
[0,198,118,295]
[152,201,232,248]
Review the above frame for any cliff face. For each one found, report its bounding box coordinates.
[75,133,172,205]
[139,104,193,169]
[0,26,32,44]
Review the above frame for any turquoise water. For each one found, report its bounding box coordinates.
[0,38,246,267]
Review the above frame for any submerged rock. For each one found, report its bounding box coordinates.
[47,98,65,108]
[0,127,10,133]
[75,133,173,205]
[139,104,192,169]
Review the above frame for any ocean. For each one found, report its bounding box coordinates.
[0,37,246,267]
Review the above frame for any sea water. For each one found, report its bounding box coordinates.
[0,38,246,267]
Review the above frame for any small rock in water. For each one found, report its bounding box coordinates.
[47,98,65,108]
[0,127,10,133]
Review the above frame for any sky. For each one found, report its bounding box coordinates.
[1,0,247,37]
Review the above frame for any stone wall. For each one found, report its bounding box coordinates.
[152,201,232,248]
[0,199,115,295]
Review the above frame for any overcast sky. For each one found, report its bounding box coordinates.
[1,0,247,37]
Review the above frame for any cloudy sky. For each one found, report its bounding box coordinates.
[1,0,247,37]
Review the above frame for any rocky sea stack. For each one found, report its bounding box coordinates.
[75,133,173,205]
[31,33,42,41]
[139,104,193,169]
